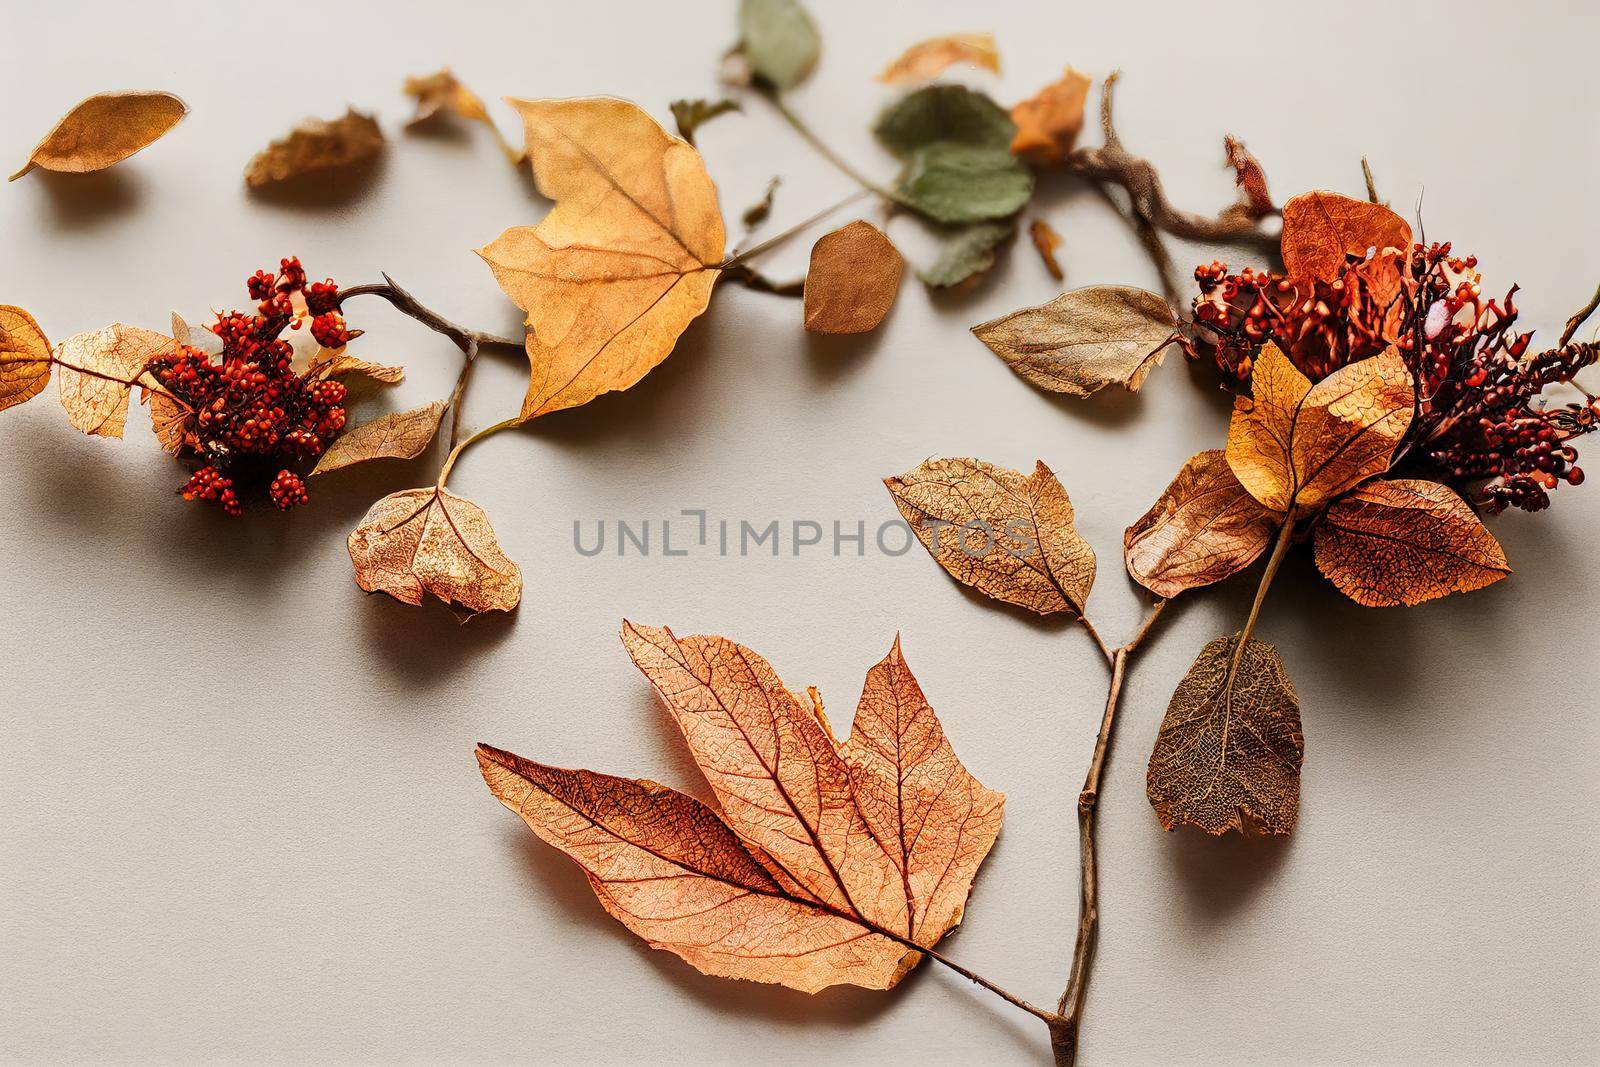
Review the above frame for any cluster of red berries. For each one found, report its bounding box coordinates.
[1191,244,1599,513]
[147,258,360,515]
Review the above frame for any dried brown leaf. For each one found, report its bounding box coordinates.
[972,285,1177,398]
[307,347,405,385]
[1147,633,1304,836]
[10,91,187,181]
[1226,341,1414,514]
[403,68,491,128]
[803,220,905,334]
[877,33,1000,84]
[244,109,385,188]
[477,623,1005,992]
[1124,450,1278,598]
[1279,189,1412,285]
[0,306,52,412]
[478,97,724,420]
[347,486,521,618]
[312,401,445,476]
[1028,218,1063,281]
[1223,135,1273,218]
[55,323,177,438]
[1009,67,1091,165]
[1313,478,1510,606]
[885,457,1094,617]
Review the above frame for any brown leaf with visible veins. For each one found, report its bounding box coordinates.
[972,285,1177,397]
[244,109,384,188]
[803,220,904,334]
[1147,633,1304,836]
[307,347,405,385]
[1124,450,1278,598]
[1280,189,1412,285]
[347,487,521,618]
[312,401,445,476]
[478,97,724,420]
[885,457,1094,616]
[877,33,1000,84]
[1313,479,1510,607]
[1226,341,1414,514]
[1009,67,1092,165]
[0,306,52,412]
[477,624,1001,992]
[55,324,177,438]
[1028,219,1063,281]
[10,91,187,181]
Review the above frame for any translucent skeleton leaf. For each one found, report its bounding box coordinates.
[478,624,1003,993]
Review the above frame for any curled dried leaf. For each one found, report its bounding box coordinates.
[312,401,445,476]
[1313,479,1510,607]
[55,323,177,438]
[885,456,1094,617]
[1147,633,1304,836]
[972,285,1177,397]
[307,347,405,385]
[10,91,187,181]
[803,220,905,334]
[403,68,490,128]
[0,306,52,412]
[1124,450,1278,598]
[244,109,385,188]
[1223,135,1273,218]
[347,486,521,618]
[1279,189,1412,285]
[1226,341,1414,513]
[1029,218,1063,281]
[877,32,1000,84]
[477,97,724,420]
[1009,67,1092,165]
[669,98,740,146]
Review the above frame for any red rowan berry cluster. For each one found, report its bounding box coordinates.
[147,257,360,515]
[1191,244,1599,512]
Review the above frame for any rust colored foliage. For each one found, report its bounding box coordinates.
[479,624,1003,992]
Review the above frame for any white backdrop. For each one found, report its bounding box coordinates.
[2,1,1596,1063]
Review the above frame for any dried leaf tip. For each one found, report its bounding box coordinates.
[11,90,188,181]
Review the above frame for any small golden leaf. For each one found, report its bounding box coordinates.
[877,33,1001,84]
[347,486,521,618]
[477,97,724,420]
[10,91,187,181]
[55,323,177,438]
[972,285,1177,397]
[1279,190,1412,285]
[1028,218,1063,281]
[0,306,52,412]
[1225,341,1414,514]
[312,401,445,476]
[1009,67,1091,165]
[1313,479,1510,606]
[244,109,384,188]
[403,68,490,127]
[1124,450,1278,598]
[1147,633,1304,836]
[885,456,1094,617]
[803,220,905,334]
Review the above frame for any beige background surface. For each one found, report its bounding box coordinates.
[2,1,1597,1063]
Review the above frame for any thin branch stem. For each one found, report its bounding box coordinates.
[1078,616,1116,667]
[883,934,1059,1025]
[436,415,522,488]
[754,88,901,204]
[717,188,872,270]
[446,336,479,451]
[1560,281,1600,347]
[340,276,521,351]
[1361,157,1383,205]
[1227,513,1296,683]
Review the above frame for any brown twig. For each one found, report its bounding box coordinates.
[1560,281,1600,347]
[1362,157,1383,205]
[723,264,806,298]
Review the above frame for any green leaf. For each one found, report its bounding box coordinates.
[919,221,1015,288]
[738,0,820,90]
[897,143,1034,225]
[669,98,740,146]
[873,85,1014,157]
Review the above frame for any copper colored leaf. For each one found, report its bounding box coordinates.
[10,91,187,181]
[0,306,52,412]
[803,220,905,334]
[312,401,445,476]
[1223,135,1273,217]
[347,486,521,618]
[478,97,724,420]
[1124,450,1278,598]
[1313,478,1510,607]
[1279,189,1412,285]
[244,109,385,188]
[1009,67,1092,165]
[877,33,1001,84]
[1147,633,1304,836]
[308,347,405,385]
[972,285,1177,398]
[1226,341,1414,514]
[142,389,194,455]
[885,457,1094,616]
[55,323,177,438]
[1029,218,1063,281]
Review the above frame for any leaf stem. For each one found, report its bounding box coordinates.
[1560,280,1600,347]
[716,187,872,270]
[436,415,522,489]
[753,87,901,204]
[1228,513,1296,682]
[1361,157,1383,205]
